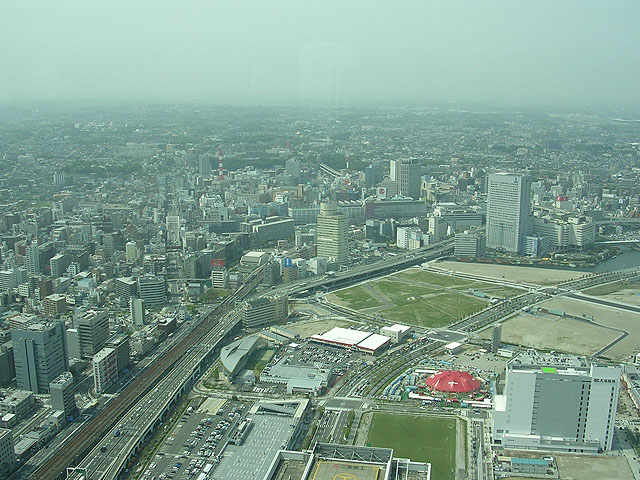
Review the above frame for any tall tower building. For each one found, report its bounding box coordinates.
[93,347,118,394]
[491,323,502,353]
[0,428,17,477]
[486,173,532,254]
[316,202,348,266]
[198,155,212,175]
[130,297,145,326]
[74,310,110,358]
[398,160,421,199]
[49,371,77,422]
[389,159,401,182]
[24,243,40,275]
[493,351,621,453]
[12,320,68,394]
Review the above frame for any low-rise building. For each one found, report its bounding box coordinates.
[380,324,411,343]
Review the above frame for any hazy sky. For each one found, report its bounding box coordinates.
[1,0,639,109]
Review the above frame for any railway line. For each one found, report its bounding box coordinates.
[31,267,263,480]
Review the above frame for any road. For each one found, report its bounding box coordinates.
[31,249,640,479]
[32,266,264,480]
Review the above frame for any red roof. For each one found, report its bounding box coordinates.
[425,370,482,393]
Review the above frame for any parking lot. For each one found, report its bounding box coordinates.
[139,400,247,480]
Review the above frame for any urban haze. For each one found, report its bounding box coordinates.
[0,2,639,480]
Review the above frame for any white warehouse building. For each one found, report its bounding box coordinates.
[493,351,621,453]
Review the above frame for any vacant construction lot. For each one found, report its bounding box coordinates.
[540,297,640,360]
[433,260,589,285]
[480,312,620,356]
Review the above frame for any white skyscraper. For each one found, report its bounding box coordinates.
[493,351,621,453]
[24,243,40,275]
[389,159,401,182]
[486,173,532,254]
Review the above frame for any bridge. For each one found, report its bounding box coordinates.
[594,218,640,226]
[594,240,640,245]
[32,265,265,480]
[318,162,341,178]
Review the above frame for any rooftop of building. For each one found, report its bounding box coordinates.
[382,324,411,333]
[93,347,115,361]
[50,372,73,386]
[509,351,590,370]
[12,320,59,333]
[220,336,259,374]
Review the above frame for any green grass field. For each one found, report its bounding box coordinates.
[366,413,457,480]
[333,285,383,310]
[379,292,486,327]
[398,269,525,298]
[331,270,494,327]
[398,270,472,287]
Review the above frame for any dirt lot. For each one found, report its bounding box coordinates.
[285,317,355,338]
[555,454,634,480]
[432,260,589,285]
[479,312,621,356]
[599,289,640,307]
[541,297,640,360]
[500,453,633,480]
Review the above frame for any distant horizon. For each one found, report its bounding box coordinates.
[1,0,639,111]
[1,99,639,118]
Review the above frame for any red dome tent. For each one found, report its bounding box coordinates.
[425,370,481,393]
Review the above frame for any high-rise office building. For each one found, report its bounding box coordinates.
[486,173,532,254]
[398,160,421,199]
[116,277,137,305]
[103,234,115,259]
[389,159,401,182]
[491,323,502,353]
[125,241,139,263]
[106,334,131,374]
[49,371,77,422]
[24,243,40,275]
[75,310,110,358]
[0,428,17,477]
[12,320,68,394]
[49,253,70,278]
[130,297,145,326]
[242,294,289,329]
[316,202,348,266]
[198,154,212,175]
[93,347,118,394]
[364,163,384,188]
[493,351,621,453]
[137,275,167,307]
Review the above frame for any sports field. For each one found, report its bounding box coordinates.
[365,413,456,480]
[327,268,522,328]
